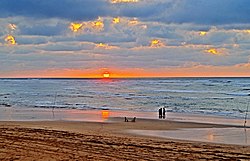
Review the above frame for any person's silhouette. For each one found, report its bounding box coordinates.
[158,108,162,119]
[162,108,166,119]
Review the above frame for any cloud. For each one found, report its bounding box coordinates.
[0,0,111,21]
[159,0,250,25]
[0,1,250,77]
[1,0,250,25]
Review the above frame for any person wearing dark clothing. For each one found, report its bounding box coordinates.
[131,117,136,122]
[158,108,162,119]
[162,108,166,119]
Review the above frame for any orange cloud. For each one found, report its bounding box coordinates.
[8,24,17,31]
[129,18,139,25]
[113,17,120,24]
[69,23,83,32]
[205,48,219,55]
[5,35,16,45]
[95,43,119,49]
[69,17,104,33]
[243,30,250,34]
[92,17,104,31]
[150,39,165,48]
[204,48,227,55]
[199,31,207,36]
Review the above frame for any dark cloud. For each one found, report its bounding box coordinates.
[162,0,250,25]
[1,0,250,25]
[0,0,111,21]
[20,23,67,36]
[116,1,175,18]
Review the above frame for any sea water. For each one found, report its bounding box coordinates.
[0,78,249,119]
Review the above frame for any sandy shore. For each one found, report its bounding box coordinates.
[0,118,249,160]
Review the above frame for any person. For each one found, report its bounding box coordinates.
[125,117,129,122]
[158,108,162,119]
[131,117,136,122]
[162,108,166,119]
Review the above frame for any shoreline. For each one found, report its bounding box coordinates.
[1,106,249,126]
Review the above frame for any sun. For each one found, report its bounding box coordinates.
[103,72,110,78]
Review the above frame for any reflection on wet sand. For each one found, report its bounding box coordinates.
[207,130,214,141]
[101,110,109,121]
[130,128,250,146]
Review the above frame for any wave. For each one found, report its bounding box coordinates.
[1,78,250,120]
[156,89,213,94]
[0,102,11,107]
[209,79,232,83]
[0,93,11,97]
[209,97,234,100]
[225,93,250,96]
[202,83,216,87]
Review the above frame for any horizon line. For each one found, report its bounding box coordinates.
[0,76,250,79]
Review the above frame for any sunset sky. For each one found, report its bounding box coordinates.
[0,0,250,78]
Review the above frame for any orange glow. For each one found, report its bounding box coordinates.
[94,21,103,27]
[207,133,214,141]
[129,18,138,25]
[150,39,164,48]
[103,72,110,78]
[199,31,207,36]
[96,43,109,49]
[113,17,120,24]
[110,0,139,4]
[1,64,250,78]
[101,110,109,120]
[205,48,219,55]
[151,39,160,45]
[8,24,17,31]
[69,23,83,32]
[95,43,119,50]
[92,17,104,30]
[96,43,107,48]
[5,35,16,45]
[244,30,250,33]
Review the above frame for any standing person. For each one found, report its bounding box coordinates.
[158,108,162,119]
[162,108,166,119]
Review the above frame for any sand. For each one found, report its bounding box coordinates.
[0,118,250,160]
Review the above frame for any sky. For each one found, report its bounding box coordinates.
[0,0,250,78]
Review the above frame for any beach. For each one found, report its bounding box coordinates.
[0,117,250,160]
[0,78,250,160]
[1,0,250,158]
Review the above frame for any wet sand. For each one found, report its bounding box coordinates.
[130,128,250,146]
[1,106,249,126]
[0,118,250,160]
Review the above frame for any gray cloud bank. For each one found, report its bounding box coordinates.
[1,0,250,24]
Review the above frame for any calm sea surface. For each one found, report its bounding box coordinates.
[0,78,249,119]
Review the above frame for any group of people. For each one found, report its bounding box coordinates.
[158,107,166,119]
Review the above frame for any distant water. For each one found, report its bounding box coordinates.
[0,78,249,119]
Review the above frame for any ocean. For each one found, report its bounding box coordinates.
[0,78,249,119]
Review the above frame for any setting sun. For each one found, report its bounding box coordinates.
[103,72,110,78]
